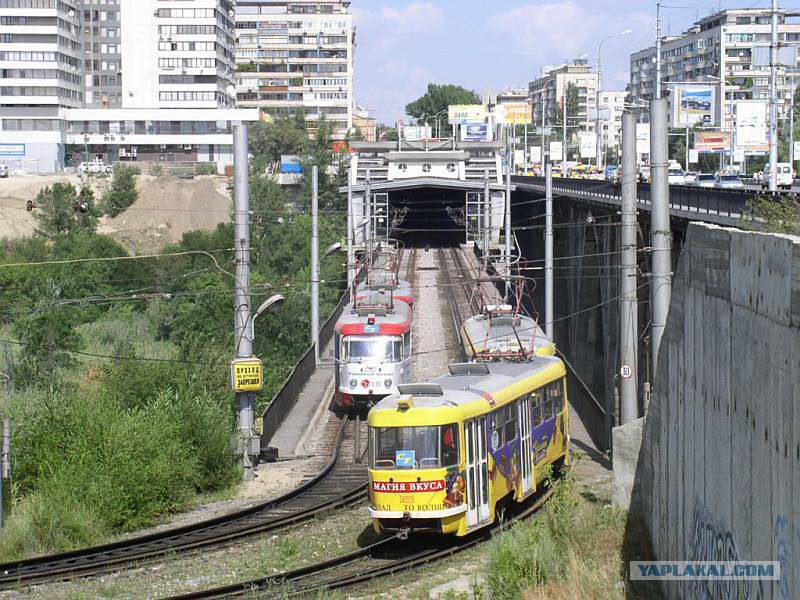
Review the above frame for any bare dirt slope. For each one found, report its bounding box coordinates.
[0,174,231,252]
[99,175,231,252]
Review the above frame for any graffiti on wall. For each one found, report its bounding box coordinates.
[685,501,765,600]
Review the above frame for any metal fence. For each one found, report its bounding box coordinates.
[260,290,350,448]
[512,176,792,220]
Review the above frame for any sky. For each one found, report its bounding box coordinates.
[353,0,735,124]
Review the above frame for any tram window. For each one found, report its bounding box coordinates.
[532,390,543,426]
[468,467,475,509]
[343,337,403,363]
[403,332,411,358]
[547,380,564,415]
[481,463,489,503]
[441,424,459,467]
[371,425,458,469]
[491,405,517,450]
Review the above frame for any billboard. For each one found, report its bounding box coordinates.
[0,144,25,157]
[513,149,525,165]
[671,85,716,128]
[461,123,489,142]
[403,125,432,141]
[529,146,542,164]
[496,102,532,125]
[579,133,597,159]
[448,104,487,125]
[694,131,732,152]
[549,141,563,160]
[636,124,650,155]
[280,155,303,174]
[735,100,768,152]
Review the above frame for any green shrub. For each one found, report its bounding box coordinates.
[150,164,164,177]
[102,164,139,217]
[197,163,217,176]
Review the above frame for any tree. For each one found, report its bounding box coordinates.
[12,303,82,385]
[405,84,480,135]
[377,124,398,141]
[102,164,139,218]
[742,195,800,235]
[551,83,581,159]
[248,116,308,172]
[300,117,346,210]
[32,183,99,239]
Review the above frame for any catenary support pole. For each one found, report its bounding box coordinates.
[562,87,568,167]
[655,3,662,99]
[233,123,256,481]
[649,98,672,378]
[365,169,372,265]
[346,167,354,294]
[505,132,513,300]
[620,112,639,424]
[483,168,491,269]
[311,165,320,366]
[545,157,554,341]
[769,0,779,192]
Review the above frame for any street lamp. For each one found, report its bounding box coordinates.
[247,294,285,341]
[597,29,632,171]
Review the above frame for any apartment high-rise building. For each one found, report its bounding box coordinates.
[529,58,598,138]
[600,91,626,154]
[0,0,84,108]
[629,8,800,130]
[235,0,354,140]
[0,0,252,174]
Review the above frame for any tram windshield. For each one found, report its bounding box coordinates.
[343,337,403,363]
[370,424,459,470]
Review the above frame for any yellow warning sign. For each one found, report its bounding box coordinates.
[231,358,264,393]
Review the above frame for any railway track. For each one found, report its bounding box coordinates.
[167,485,555,599]
[438,247,476,361]
[0,417,368,590]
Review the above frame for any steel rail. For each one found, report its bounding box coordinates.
[166,485,556,599]
[0,417,367,589]
[438,248,466,362]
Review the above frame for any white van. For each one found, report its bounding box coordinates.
[761,163,794,190]
[0,164,8,178]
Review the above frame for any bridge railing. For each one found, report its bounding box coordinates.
[260,290,350,449]
[512,176,789,220]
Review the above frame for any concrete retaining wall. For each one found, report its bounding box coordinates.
[637,222,800,599]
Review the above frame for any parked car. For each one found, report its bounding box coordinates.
[715,173,744,189]
[79,160,113,174]
[684,171,698,184]
[0,163,8,178]
[694,173,716,188]
[668,168,686,185]
[760,163,794,190]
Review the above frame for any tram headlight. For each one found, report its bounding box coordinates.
[349,378,358,389]
[384,378,393,388]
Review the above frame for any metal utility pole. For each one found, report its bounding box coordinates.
[311,165,320,365]
[596,60,603,171]
[620,112,639,424]
[505,133,513,299]
[562,85,568,167]
[649,98,672,376]
[769,0,779,192]
[364,168,372,265]
[346,167,354,293]
[483,168,491,267]
[655,3,663,99]
[544,158,554,341]
[233,123,256,481]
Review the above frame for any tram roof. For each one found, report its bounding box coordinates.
[463,314,554,355]
[370,357,564,415]
[335,299,413,333]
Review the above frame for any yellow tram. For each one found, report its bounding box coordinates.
[367,358,569,536]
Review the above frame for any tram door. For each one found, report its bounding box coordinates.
[518,396,534,495]
[465,417,491,527]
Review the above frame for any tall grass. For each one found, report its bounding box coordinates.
[486,470,633,600]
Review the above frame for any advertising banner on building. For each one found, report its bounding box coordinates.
[449,104,487,125]
[514,149,525,165]
[0,144,25,157]
[529,146,542,164]
[579,133,597,159]
[694,131,732,152]
[496,102,533,125]
[671,85,716,128]
[636,124,650,155]
[735,100,768,152]
[549,141,563,160]
[461,123,489,142]
[689,149,699,164]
